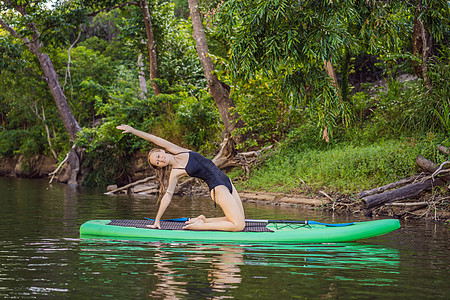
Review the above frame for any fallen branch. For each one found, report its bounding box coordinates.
[178,177,196,187]
[357,175,423,198]
[319,190,336,211]
[432,161,450,180]
[416,156,450,182]
[361,178,445,209]
[213,142,273,171]
[319,190,334,202]
[63,28,82,93]
[31,102,57,159]
[48,145,75,183]
[105,176,156,195]
[299,178,311,193]
[385,201,429,206]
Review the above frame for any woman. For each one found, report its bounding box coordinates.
[116,124,246,232]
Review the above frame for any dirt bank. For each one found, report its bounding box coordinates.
[0,155,57,178]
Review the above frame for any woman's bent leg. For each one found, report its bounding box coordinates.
[183,186,245,231]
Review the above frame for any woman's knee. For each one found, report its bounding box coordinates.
[231,219,245,232]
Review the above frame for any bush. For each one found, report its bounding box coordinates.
[0,129,25,157]
[176,96,221,150]
[76,121,132,186]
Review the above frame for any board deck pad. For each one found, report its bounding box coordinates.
[107,219,274,232]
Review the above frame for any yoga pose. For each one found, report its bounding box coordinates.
[116,124,246,231]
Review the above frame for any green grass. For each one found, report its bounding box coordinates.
[236,137,448,194]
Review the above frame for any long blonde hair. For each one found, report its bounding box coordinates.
[148,149,172,197]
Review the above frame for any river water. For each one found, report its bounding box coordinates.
[0,178,448,299]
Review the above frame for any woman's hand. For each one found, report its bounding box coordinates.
[146,220,161,229]
[116,124,135,134]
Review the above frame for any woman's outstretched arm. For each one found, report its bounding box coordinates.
[146,170,182,229]
[116,124,188,154]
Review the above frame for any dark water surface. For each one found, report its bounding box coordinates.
[0,178,448,299]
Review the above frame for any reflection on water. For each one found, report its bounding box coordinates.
[77,240,400,299]
[0,178,449,299]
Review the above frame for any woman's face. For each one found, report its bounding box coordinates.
[149,150,170,167]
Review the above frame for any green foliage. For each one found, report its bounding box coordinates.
[0,129,25,157]
[176,96,221,150]
[152,2,205,88]
[374,79,438,134]
[244,136,447,193]
[0,125,47,158]
[55,45,115,125]
[229,71,304,149]
[0,36,25,71]
[434,101,450,135]
[76,121,131,186]
[0,47,70,158]
[351,48,450,138]
[18,126,47,158]
[403,0,450,43]
[220,0,349,77]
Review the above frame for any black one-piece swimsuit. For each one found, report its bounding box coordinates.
[175,151,233,194]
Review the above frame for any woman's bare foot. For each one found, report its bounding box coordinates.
[183,218,205,230]
[185,215,206,224]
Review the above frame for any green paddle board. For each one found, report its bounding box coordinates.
[80,218,400,243]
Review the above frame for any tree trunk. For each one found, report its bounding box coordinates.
[36,52,82,141]
[187,0,244,142]
[138,53,148,99]
[140,0,161,95]
[211,133,236,168]
[412,16,433,89]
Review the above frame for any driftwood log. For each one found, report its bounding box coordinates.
[416,155,438,172]
[361,178,444,209]
[360,154,450,209]
[105,176,156,195]
[357,175,422,198]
